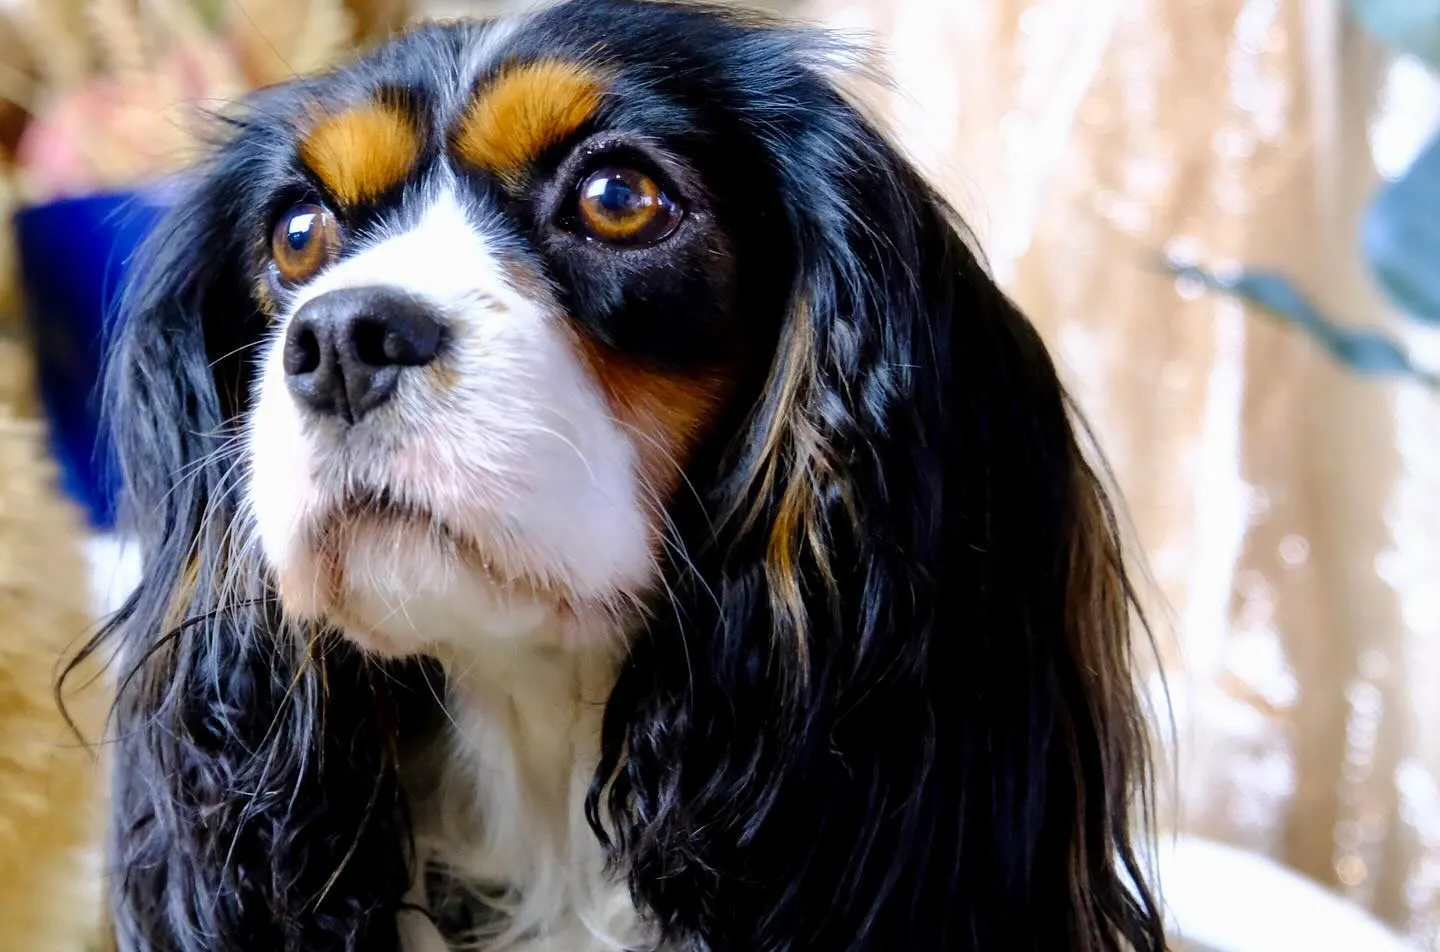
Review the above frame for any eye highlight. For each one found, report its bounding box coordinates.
[271,203,341,285]
[575,166,681,246]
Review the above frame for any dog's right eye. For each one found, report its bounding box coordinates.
[272,203,340,285]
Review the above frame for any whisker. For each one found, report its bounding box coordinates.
[526,421,599,486]
[208,335,268,369]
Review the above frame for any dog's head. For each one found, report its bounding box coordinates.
[241,41,764,655]
[94,3,1164,950]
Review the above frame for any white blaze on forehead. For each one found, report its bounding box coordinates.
[287,188,513,312]
[462,12,526,88]
[244,187,654,649]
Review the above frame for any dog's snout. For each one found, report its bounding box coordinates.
[283,287,444,423]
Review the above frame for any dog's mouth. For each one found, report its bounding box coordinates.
[281,482,629,651]
[316,484,559,599]
[338,486,451,535]
[308,483,478,567]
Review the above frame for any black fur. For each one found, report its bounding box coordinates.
[73,3,1165,950]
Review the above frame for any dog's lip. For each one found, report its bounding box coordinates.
[333,486,464,541]
[310,485,607,624]
[343,486,432,524]
[325,485,503,573]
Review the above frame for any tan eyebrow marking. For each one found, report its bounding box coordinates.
[451,59,606,186]
[299,102,422,207]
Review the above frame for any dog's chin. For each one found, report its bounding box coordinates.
[268,498,600,659]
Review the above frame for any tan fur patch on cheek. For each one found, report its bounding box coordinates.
[452,59,605,185]
[253,276,279,318]
[574,335,731,503]
[300,103,422,207]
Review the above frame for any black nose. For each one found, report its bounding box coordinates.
[283,287,444,423]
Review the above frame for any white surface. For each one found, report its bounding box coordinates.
[1158,834,1412,952]
[82,533,142,621]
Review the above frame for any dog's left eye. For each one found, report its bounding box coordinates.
[575,167,682,246]
[271,203,340,285]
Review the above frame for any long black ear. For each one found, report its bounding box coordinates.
[73,133,426,952]
[593,41,1165,952]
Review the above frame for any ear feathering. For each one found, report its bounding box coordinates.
[586,15,1165,952]
[63,121,433,952]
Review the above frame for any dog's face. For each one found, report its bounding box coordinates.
[235,16,784,655]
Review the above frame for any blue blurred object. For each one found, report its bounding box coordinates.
[15,186,172,529]
[1363,128,1440,324]
[1166,262,1439,390]
[1162,3,1440,389]
[1349,0,1440,72]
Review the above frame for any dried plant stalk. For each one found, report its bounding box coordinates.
[0,325,109,952]
[0,0,408,204]
[144,0,224,57]
[0,174,20,326]
[0,61,39,116]
[143,0,251,110]
[230,0,356,86]
[87,0,149,78]
[346,0,415,42]
[9,0,94,92]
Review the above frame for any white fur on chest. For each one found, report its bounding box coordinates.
[400,638,650,952]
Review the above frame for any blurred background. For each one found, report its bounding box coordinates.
[0,1,1437,950]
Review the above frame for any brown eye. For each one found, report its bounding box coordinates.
[271,203,340,284]
[575,166,682,245]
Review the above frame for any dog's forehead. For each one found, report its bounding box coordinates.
[288,16,612,206]
[285,0,755,184]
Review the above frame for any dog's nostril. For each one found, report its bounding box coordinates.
[352,317,389,367]
[284,322,323,376]
[367,306,444,367]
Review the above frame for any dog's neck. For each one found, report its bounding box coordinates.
[442,638,617,834]
[406,632,645,951]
